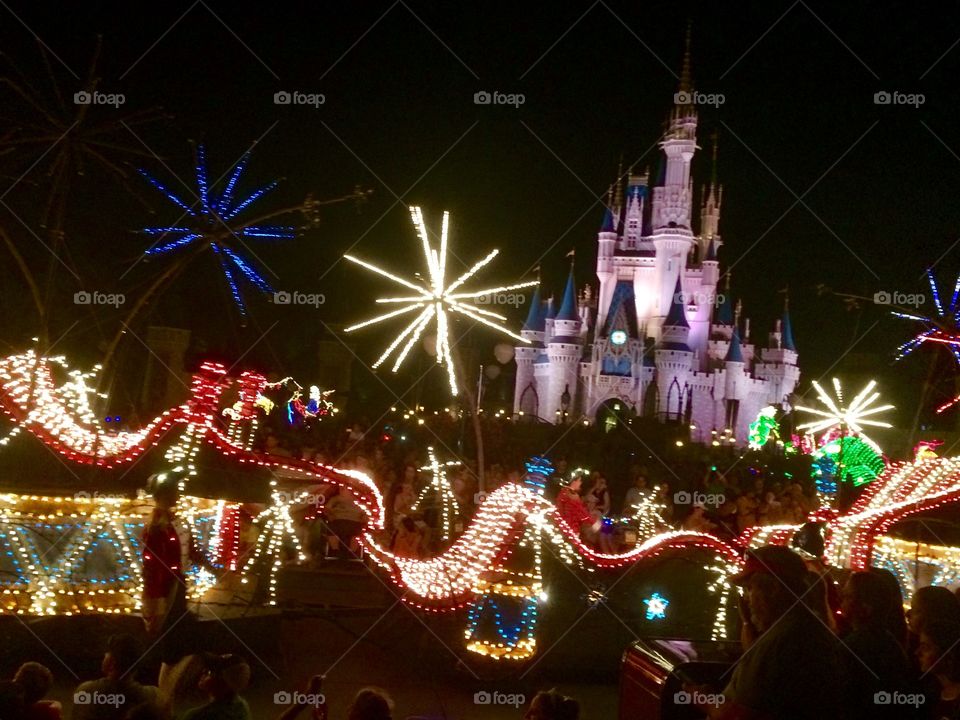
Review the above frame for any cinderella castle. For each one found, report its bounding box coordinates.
[512,39,800,446]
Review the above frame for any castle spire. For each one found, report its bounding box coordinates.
[782,294,796,351]
[725,324,744,363]
[664,275,689,328]
[678,20,693,96]
[557,264,579,321]
[523,285,545,332]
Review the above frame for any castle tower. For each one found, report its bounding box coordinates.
[545,268,583,421]
[723,325,746,436]
[650,30,698,339]
[595,205,619,333]
[514,285,545,417]
[698,134,723,262]
[655,277,693,420]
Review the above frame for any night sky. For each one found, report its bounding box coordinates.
[1,1,959,434]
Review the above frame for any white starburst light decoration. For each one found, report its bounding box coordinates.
[344,206,538,394]
[795,378,894,452]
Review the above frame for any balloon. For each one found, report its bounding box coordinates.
[422,334,437,357]
[485,365,501,380]
[493,343,514,364]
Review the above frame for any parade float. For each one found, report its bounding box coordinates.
[1,349,958,664]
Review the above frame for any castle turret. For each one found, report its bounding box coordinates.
[514,285,545,417]
[545,268,583,421]
[596,205,619,333]
[655,277,693,419]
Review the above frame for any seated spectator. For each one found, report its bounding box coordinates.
[180,654,251,720]
[391,517,423,558]
[14,662,61,720]
[523,689,579,719]
[347,688,392,720]
[916,620,960,719]
[391,480,417,529]
[274,676,325,720]
[74,634,159,720]
[124,703,169,720]
[680,503,715,533]
[622,474,651,514]
[840,572,913,719]
[735,491,758,532]
[583,475,611,516]
[688,546,845,719]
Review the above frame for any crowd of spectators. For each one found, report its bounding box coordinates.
[0,644,583,719]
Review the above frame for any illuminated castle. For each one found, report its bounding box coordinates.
[512,39,799,445]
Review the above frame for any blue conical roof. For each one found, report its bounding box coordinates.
[705,238,718,262]
[557,268,579,321]
[664,276,689,328]
[726,325,744,363]
[523,285,544,332]
[600,207,616,232]
[715,293,733,325]
[782,307,796,351]
[544,297,556,321]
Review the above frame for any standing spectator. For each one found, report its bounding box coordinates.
[840,572,913,720]
[13,662,60,719]
[555,477,596,538]
[584,475,611,516]
[916,620,960,719]
[74,635,159,720]
[867,567,909,649]
[907,586,960,655]
[180,654,251,720]
[523,689,579,719]
[325,488,365,559]
[141,479,217,704]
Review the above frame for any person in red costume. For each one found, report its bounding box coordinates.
[141,476,218,708]
[555,476,599,538]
